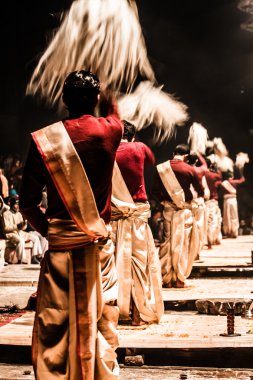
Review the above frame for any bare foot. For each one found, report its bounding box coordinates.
[175,279,190,288]
[132,302,148,326]
[163,281,173,288]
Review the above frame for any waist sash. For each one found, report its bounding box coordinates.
[48,218,110,250]
[224,193,237,200]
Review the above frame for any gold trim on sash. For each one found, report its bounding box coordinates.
[32,121,108,240]
[157,160,185,209]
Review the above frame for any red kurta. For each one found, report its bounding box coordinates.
[152,159,204,203]
[205,170,222,200]
[220,176,245,196]
[116,141,154,202]
[20,109,123,236]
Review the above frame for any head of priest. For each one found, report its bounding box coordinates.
[62,70,100,117]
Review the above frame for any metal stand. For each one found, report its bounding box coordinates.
[220,308,241,337]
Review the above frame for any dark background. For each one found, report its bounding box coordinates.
[0,0,252,215]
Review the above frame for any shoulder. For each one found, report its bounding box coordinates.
[136,142,153,155]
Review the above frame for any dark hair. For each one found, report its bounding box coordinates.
[10,197,18,208]
[62,70,100,111]
[205,146,214,156]
[206,158,218,172]
[122,120,136,142]
[222,170,234,181]
[205,158,212,168]
[173,144,190,156]
[187,153,198,165]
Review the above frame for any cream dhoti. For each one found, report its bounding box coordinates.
[191,197,207,255]
[111,201,163,324]
[223,194,239,238]
[33,219,119,380]
[159,201,198,286]
[206,199,222,245]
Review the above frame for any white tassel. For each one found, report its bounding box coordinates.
[213,137,228,157]
[188,122,208,155]
[26,0,154,106]
[235,152,249,170]
[118,81,188,143]
[216,156,234,173]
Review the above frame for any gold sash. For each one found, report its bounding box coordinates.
[32,121,108,240]
[157,160,185,209]
[221,180,236,195]
[112,162,137,210]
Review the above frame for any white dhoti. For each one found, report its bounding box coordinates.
[33,219,119,380]
[159,201,198,286]
[206,199,222,245]
[111,202,164,323]
[223,194,239,238]
[191,197,207,255]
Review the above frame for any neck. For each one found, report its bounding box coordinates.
[68,107,95,119]
[173,155,184,161]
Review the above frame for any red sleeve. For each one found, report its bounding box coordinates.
[191,169,205,197]
[141,143,155,166]
[229,177,245,187]
[99,93,123,133]
[197,154,207,169]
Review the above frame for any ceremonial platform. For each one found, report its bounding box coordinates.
[0,236,252,379]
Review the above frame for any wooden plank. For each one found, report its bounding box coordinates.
[162,278,253,302]
[118,312,253,348]
[1,311,253,349]
[0,364,253,380]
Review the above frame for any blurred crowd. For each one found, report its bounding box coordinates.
[0,153,48,265]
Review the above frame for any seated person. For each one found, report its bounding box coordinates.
[1,198,42,264]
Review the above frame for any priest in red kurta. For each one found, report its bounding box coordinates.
[220,171,245,238]
[152,144,204,288]
[111,120,164,326]
[20,71,123,380]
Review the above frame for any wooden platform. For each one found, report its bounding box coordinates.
[0,235,253,368]
[0,364,253,380]
[0,265,39,287]
[162,277,253,302]
[193,235,253,269]
[1,311,253,350]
